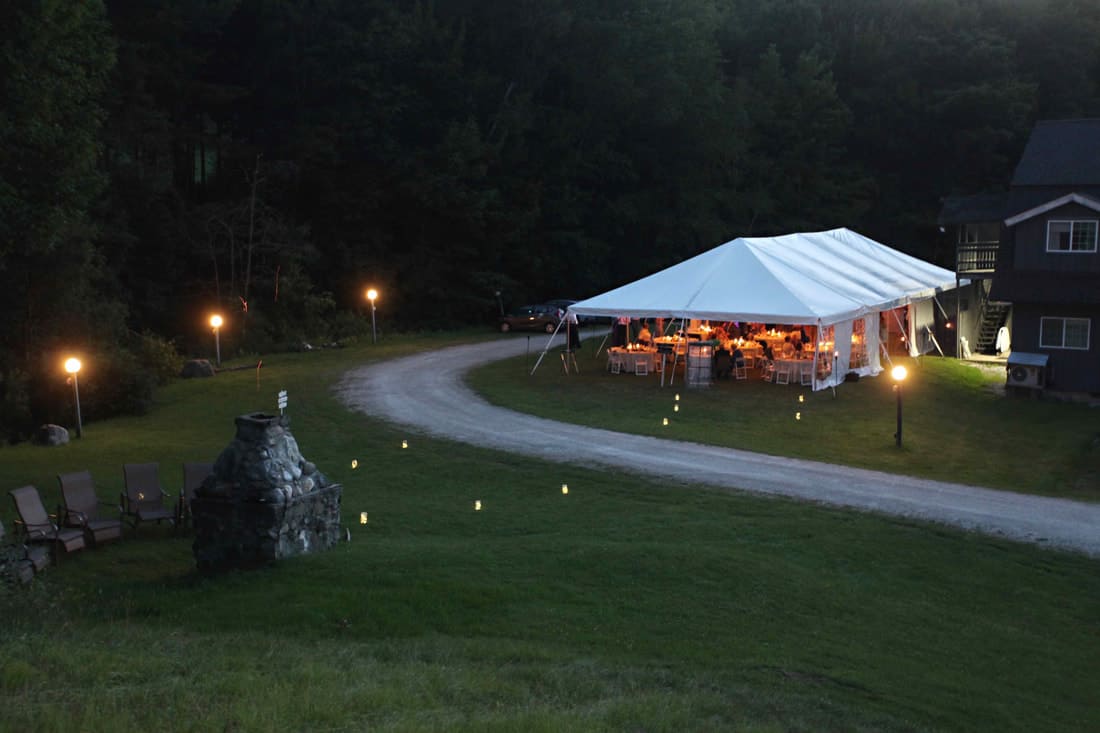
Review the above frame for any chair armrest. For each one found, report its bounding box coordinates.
[65,508,89,526]
[23,525,52,541]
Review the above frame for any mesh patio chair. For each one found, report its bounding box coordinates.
[9,485,86,558]
[1,518,50,579]
[178,462,214,528]
[122,463,175,530]
[58,470,122,546]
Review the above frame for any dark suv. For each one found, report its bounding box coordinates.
[499,304,561,333]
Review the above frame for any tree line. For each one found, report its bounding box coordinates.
[2,0,1099,437]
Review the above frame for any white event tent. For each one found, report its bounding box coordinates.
[566,228,959,390]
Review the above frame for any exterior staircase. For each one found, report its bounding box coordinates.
[975,302,1011,354]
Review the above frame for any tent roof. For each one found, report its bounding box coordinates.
[568,228,958,326]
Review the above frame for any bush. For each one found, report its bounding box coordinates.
[136,331,183,385]
[0,369,35,443]
[79,349,157,421]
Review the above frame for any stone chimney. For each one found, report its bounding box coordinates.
[192,413,342,572]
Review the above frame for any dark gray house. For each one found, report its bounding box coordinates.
[940,119,1100,394]
[994,119,1100,394]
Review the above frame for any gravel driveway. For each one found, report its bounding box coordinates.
[338,335,1100,558]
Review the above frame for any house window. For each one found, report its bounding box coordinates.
[1040,317,1090,350]
[1046,220,1098,252]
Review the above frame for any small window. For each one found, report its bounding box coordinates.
[1046,220,1098,252]
[1040,317,1091,350]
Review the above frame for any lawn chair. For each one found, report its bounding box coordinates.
[178,462,214,528]
[58,470,122,546]
[121,463,175,530]
[1,518,49,581]
[9,485,86,559]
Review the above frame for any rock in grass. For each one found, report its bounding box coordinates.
[180,359,216,378]
[35,424,69,446]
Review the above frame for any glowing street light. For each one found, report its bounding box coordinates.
[366,288,379,344]
[891,365,908,447]
[210,314,224,367]
[64,357,83,439]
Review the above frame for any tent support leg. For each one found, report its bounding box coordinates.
[594,331,610,359]
[530,319,565,375]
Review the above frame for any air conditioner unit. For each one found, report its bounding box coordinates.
[1007,364,1043,388]
[1005,352,1048,391]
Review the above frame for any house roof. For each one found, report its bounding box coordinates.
[990,270,1100,305]
[1004,192,1100,226]
[938,193,1007,225]
[567,228,959,327]
[1011,119,1100,187]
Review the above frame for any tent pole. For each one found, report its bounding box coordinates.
[955,274,961,359]
[812,320,821,391]
[530,318,565,375]
[667,317,686,386]
[932,295,951,321]
[594,331,610,358]
[890,307,907,356]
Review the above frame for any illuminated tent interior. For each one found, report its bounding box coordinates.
[566,228,960,390]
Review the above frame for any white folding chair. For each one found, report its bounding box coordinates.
[635,360,648,376]
[733,359,747,380]
[609,355,622,374]
[775,363,790,385]
[760,359,775,382]
[800,362,813,386]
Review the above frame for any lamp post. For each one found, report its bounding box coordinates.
[366,288,378,344]
[210,314,223,367]
[891,365,908,447]
[64,357,83,439]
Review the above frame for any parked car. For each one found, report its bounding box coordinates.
[545,298,606,325]
[499,304,561,333]
[544,298,577,312]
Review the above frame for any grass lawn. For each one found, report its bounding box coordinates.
[1,332,1098,732]
[468,338,1100,500]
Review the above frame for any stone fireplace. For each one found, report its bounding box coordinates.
[192,412,342,573]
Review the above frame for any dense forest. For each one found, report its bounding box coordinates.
[2,0,1100,437]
